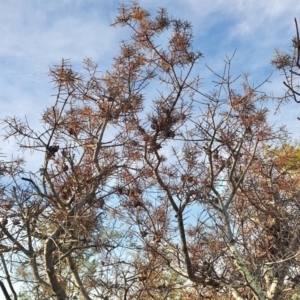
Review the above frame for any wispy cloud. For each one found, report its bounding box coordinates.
[0,0,299,159]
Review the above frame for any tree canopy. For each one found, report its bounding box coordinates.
[1,3,300,300]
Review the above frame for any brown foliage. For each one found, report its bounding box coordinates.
[0,3,299,300]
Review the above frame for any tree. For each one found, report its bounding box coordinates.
[1,2,299,300]
[271,18,300,110]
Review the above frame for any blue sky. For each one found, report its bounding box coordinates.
[1,0,300,160]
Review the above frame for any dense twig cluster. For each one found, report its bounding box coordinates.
[0,3,299,300]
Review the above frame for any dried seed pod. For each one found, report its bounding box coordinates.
[138,126,146,134]
[181,175,194,183]
[62,164,69,172]
[68,128,77,136]
[151,122,159,130]
[161,106,170,114]
[46,145,60,157]
[129,140,139,147]
[139,276,147,281]
[213,149,219,160]
[141,230,148,237]
[13,219,20,225]
[98,198,105,209]
[61,149,68,157]
[179,113,186,120]
[160,130,175,138]
[148,143,162,153]
[116,186,124,195]
[135,188,142,196]
[0,218,8,227]
[132,198,142,208]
